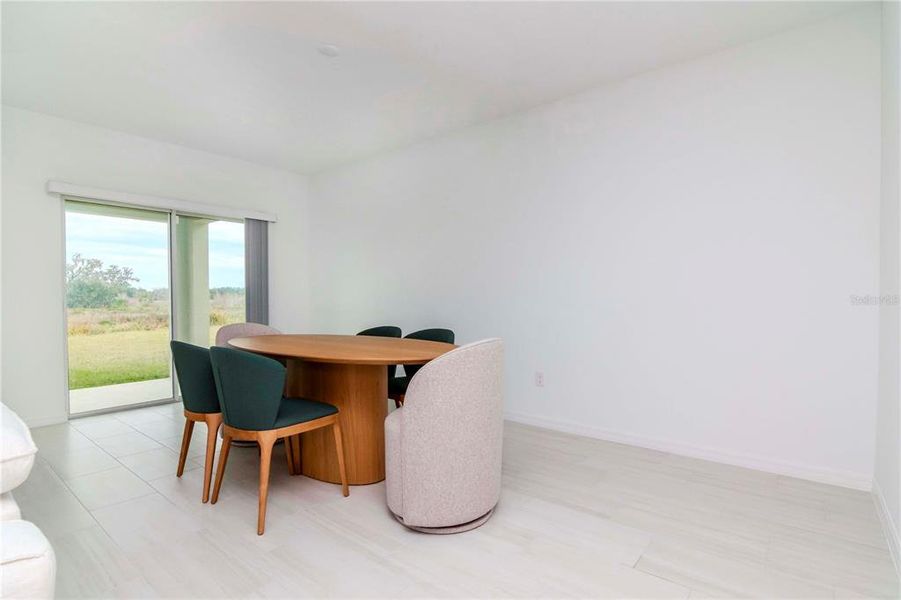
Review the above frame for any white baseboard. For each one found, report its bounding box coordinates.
[504,410,872,491]
[24,414,68,429]
[873,479,901,578]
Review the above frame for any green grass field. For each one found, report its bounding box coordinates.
[68,328,170,389]
[67,294,244,390]
[67,325,221,389]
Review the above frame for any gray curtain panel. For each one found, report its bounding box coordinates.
[245,218,269,325]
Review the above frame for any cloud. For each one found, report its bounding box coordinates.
[66,212,246,290]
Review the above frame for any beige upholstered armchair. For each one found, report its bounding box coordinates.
[215,322,281,347]
[385,338,504,533]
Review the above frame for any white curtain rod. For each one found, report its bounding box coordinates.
[46,180,278,223]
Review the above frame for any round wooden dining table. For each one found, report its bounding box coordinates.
[227,334,456,485]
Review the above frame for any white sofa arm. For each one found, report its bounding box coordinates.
[1,404,37,495]
[0,520,56,599]
[1,492,22,521]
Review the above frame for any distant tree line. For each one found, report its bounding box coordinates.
[210,287,245,298]
[66,254,138,308]
[66,254,244,309]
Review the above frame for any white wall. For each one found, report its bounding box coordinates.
[1,106,312,426]
[876,0,901,571]
[0,9,885,491]
[308,8,882,488]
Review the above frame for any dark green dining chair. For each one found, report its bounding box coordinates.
[209,346,348,535]
[357,326,402,380]
[389,328,456,407]
[170,341,223,504]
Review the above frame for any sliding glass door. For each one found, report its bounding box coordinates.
[65,201,247,416]
[65,201,173,414]
[174,215,246,346]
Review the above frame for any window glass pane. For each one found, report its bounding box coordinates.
[65,200,172,414]
[174,215,245,347]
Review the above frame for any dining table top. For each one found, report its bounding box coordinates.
[227,334,457,365]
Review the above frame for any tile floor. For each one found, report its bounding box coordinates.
[16,402,900,598]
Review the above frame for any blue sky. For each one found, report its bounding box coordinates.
[66,212,245,289]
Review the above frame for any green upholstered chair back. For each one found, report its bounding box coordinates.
[170,341,221,414]
[357,325,401,338]
[403,328,455,380]
[357,326,402,378]
[209,347,286,431]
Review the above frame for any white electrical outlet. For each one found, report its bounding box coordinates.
[535,372,544,387]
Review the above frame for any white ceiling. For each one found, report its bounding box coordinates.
[2,1,860,174]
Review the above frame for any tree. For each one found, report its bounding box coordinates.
[66,254,139,308]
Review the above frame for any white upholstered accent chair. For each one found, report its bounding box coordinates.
[385,338,504,533]
[215,322,281,347]
[1,403,55,599]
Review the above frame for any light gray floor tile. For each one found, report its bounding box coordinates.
[52,525,147,599]
[92,431,164,458]
[119,446,195,480]
[66,466,156,510]
[70,415,136,440]
[129,417,189,442]
[41,445,120,481]
[21,411,899,599]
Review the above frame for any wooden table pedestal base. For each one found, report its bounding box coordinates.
[286,359,387,485]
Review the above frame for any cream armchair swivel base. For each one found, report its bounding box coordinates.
[385,339,504,534]
[389,499,496,534]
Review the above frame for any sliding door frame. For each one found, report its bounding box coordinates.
[62,198,178,418]
[61,194,249,419]
[51,181,276,419]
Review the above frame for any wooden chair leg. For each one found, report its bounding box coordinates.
[332,421,349,497]
[284,435,296,475]
[291,434,301,473]
[177,418,195,477]
[201,414,222,503]
[390,393,405,409]
[211,434,232,504]
[257,432,277,535]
